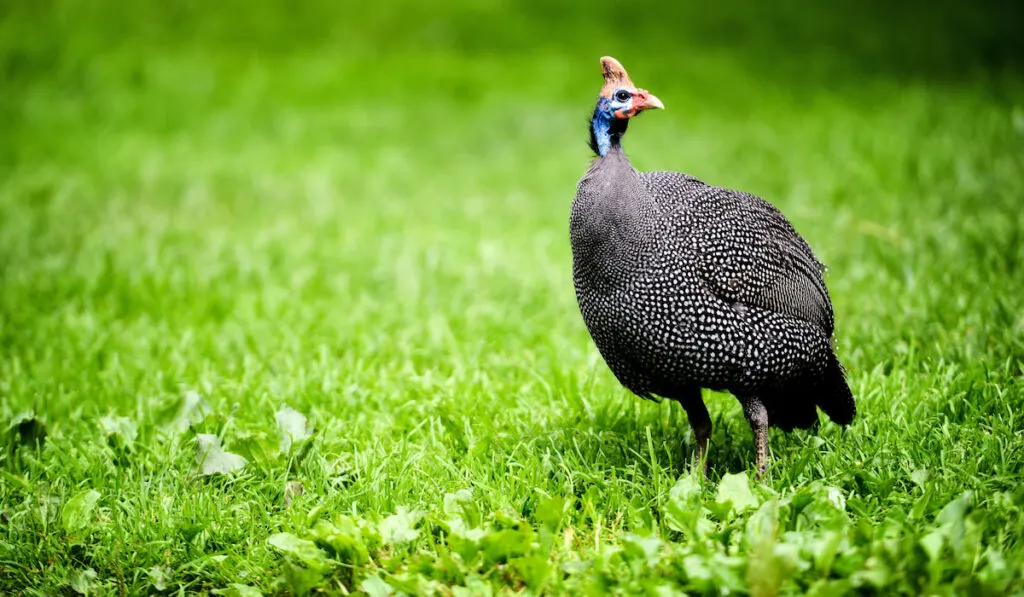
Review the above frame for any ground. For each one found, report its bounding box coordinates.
[2,0,1023,594]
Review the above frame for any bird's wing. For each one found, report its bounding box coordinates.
[640,172,834,334]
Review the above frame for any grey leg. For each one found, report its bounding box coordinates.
[743,399,770,479]
[674,388,712,477]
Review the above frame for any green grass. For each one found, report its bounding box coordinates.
[2,0,1024,594]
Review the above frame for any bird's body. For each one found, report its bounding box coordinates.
[571,57,854,476]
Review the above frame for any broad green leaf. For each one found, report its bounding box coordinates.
[708,553,747,593]
[628,494,656,531]
[444,516,487,562]
[561,561,590,575]
[512,554,552,591]
[669,474,703,506]
[233,433,276,470]
[444,489,474,518]
[622,533,661,567]
[534,494,565,532]
[682,554,713,590]
[745,498,778,541]
[305,504,328,528]
[453,577,495,597]
[715,472,758,515]
[68,568,97,595]
[445,517,486,542]
[276,405,312,453]
[805,529,845,573]
[824,487,846,511]
[195,434,248,476]
[281,562,324,594]
[934,491,972,556]
[920,529,944,561]
[935,491,972,526]
[980,547,1010,590]
[267,532,330,570]
[310,519,370,565]
[444,489,481,527]
[665,473,704,532]
[61,490,100,534]
[360,575,393,597]
[747,502,799,597]
[651,584,684,597]
[379,508,422,544]
[387,571,442,595]
[213,584,263,597]
[909,488,932,520]
[851,566,890,588]
[481,525,534,564]
[805,578,854,597]
[774,541,802,570]
[790,483,848,529]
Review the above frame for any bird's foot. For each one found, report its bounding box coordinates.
[744,399,770,482]
[692,431,711,479]
[753,458,768,481]
[691,453,710,479]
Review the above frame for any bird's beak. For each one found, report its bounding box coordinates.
[634,89,664,112]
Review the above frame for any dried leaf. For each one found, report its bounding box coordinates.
[276,406,312,454]
[283,481,304,508]
[195,434,247,476]
[159,391,209,435]
[99,415,138,446]
[147,565,170,592]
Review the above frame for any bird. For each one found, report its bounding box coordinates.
[570,56,855,477]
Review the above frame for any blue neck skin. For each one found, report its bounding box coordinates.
[589,97,628,157]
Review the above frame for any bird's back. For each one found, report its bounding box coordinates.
[638,171,835,334]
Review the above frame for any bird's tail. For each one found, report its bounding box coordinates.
[763,351,856,432]
[816,350,856,426]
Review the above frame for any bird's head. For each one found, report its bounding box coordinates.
[597,56,664,120]
[589,56,663,156]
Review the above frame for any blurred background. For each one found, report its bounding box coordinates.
[2,4,1023,592]
[1,0,1022,419]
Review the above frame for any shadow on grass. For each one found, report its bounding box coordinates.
[528,391,864,489]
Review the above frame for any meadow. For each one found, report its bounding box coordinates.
[2,0,1023,594]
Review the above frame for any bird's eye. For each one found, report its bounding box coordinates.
[615,90,631,102]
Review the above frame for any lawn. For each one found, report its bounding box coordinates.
[2,0,1023,594]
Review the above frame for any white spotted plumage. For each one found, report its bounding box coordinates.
[571,57,855,476]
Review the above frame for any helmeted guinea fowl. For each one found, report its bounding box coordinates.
[570,56,855,477]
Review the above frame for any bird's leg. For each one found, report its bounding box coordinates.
[675,389,712,477]
[743,399,770,479]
